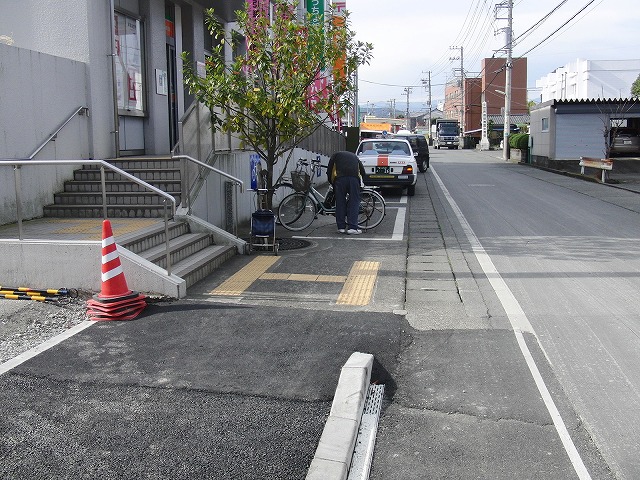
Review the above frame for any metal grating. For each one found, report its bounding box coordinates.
[348,383,385,480]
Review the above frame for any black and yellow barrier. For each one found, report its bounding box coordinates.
[0,286,78,302]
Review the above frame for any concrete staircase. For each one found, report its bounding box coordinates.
[118,219,236,289]
[42,156,237,290]
[43,156,181,218]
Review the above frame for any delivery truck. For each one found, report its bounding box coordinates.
[433,119,460,149]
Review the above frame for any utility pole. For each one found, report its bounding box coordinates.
[422,71,432,141]
[496,0,513,161]
[388,99,396,118]
[450,46,464,139]
[402,87,412,131]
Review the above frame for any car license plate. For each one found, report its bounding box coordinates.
[376,166,390,174]
[624,140,632,144]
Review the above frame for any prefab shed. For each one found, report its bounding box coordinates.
[529,98,640,169]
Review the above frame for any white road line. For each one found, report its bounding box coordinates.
[392,205,405,240]
[294,205,407,242]
[0,320,94,375]
[431,166,592,480]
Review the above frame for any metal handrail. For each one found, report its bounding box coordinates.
[0,158,177,276]
[171,154,244,236]
[28,106,89,160]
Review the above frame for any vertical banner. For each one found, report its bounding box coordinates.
[250,154,262,190]
[306,0,324,26]
[308,72,329,110]
[247,0,270,40]
[307,1,327,111]
[332,1,346,80]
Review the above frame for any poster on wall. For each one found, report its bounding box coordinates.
[114,12,145,115]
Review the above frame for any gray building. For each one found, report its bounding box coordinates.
[529,98,640,168]
[0,0,343,226]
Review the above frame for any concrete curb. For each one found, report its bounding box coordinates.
[306,352,374,480]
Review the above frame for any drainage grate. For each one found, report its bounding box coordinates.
[276,237,312,251]
[242,237,311,251]
[348,383,385,480]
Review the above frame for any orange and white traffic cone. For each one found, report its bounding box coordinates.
[86,219,146,321]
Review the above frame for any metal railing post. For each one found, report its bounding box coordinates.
[14,165,24,240]
[100,165,107,218]
[164,200,172,276]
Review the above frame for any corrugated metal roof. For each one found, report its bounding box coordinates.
[487,114,530,124]
[532,97,640,111]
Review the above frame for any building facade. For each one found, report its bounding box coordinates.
[0,0,344,226]
[443,57,528,140]
[535,59,640,102]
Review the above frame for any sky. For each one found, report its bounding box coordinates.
[344,0,640,111]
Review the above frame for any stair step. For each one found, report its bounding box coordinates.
[53,191,180,206]
[64,180,182,193]
[74,168,181,182]
[117,220,237,290]
[119,221,190,254]
[172,245,236,288]
[42,204,172,218]
[86,158,180,170]
[140,233,214,268]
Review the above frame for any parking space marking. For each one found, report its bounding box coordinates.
[295,205,407,242]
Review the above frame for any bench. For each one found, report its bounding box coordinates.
[579,157,613,183]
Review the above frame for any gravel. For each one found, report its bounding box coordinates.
[0,292,90,365]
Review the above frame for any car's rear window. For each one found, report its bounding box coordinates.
[358,141,410,155]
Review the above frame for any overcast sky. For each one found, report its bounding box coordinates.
[345,0,640,109]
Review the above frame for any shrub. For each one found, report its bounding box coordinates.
[509,133,529,150]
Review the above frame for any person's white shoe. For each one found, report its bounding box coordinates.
[347,228,362,235]
[338,228,346,233]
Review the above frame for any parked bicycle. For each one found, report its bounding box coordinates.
[277,158,386,232]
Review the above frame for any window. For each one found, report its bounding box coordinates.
[232,31,247,61]
[114,11,145,116]
[204,15,224,61]
[541,117,549,132]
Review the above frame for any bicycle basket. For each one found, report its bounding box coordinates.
[291,170,311,192]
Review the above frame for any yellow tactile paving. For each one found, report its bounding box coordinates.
[316,275,347,283]
[259,273,347,283]
[337,261,380,306]
[0,217,163,240]
[210,256,279,296]
[210,257,377,305]
[288,273,326,282]
[259,273,292,281]
[52,219,158,238]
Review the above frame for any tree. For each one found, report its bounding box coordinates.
[182,1,372,207]
[632,73,640,97]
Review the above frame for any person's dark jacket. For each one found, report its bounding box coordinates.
[327,151,366,184]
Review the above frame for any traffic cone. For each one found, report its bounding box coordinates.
[86,219,146,321]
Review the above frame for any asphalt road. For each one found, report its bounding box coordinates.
[416,149,640,479]
[1,150,638,479]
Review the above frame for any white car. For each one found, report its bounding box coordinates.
[356,138,418,196]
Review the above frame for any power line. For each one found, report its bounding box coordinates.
[518,0,599,56]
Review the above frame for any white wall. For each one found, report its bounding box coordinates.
[536,58,640,101]
[0,44,90,225]
[0,0,90,63]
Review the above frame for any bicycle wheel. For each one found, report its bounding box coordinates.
[358,189,386,230]
[271,182,296,224]
[278,192,317,231]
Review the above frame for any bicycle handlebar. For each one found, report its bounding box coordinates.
[297,158,327,169]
